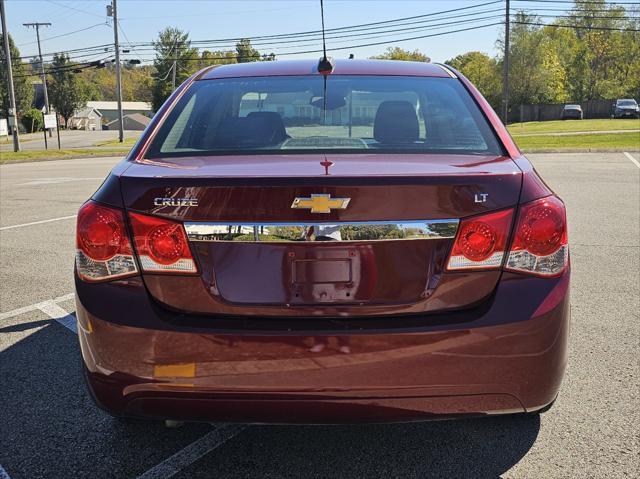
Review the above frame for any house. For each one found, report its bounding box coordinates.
[104,113,151,131]
[67,107,103,130]
[86,101,152,123]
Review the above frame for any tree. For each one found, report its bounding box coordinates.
[495,12,570,112]
[563,0,629,100]
[371,47,430,62]
[76,64,154,102]
[20,108,43,132]
[48,53,87,126]
[152,28,198,111]
[236,38,261,62]
[199,49,237,69]
[0,34,34,118]
[235,39,275,63]
[446,51,502,109]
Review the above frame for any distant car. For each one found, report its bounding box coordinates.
[612,99,639,119]
[561,104,583,120]
[75,59,570,424]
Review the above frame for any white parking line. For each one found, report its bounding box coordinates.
[0,293,74,321]
[624,151,640,169]
[38,301,78,333]
[136,424,248,479]
[0,464,12,479]
[0,215,76,231]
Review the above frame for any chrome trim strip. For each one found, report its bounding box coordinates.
[434,63,458,78]
[184,220,459,243]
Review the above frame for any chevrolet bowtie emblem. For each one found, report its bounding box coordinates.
[291,194,351,214]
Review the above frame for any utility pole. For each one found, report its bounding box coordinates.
[171,60,177,91]
[502,0,510,125]
[171,35,178,91]
[108,0,124,142]
[23,21,51,136]
[0,0,20,151]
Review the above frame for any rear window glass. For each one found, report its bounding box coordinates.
[146,75,504,158]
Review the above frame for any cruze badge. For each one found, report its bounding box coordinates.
[154,197,199,207]
[291,194,350,214]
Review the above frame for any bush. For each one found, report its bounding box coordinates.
[21,108,44,133]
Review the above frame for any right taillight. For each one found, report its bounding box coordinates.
[76,201,138,282]
[506,196,569,277]
[129,212,197,274]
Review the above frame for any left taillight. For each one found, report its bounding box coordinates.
[76,201,138,282]
[128,212,197,274]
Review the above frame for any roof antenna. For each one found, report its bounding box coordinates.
[318,0,333,73]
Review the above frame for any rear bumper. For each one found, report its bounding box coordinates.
[76,271,570,424]
[613,111,639,118]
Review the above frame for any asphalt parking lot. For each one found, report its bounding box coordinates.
[0,152,638,478]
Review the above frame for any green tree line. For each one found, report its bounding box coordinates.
[447,1,639,112]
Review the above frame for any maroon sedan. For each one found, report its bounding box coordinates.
[75,59,569,423]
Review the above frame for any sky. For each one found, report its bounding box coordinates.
[4,0,509,65]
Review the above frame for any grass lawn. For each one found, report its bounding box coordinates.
[0,148,127,164]
[94,136,140,147]
[508,118,639,134]
[515,131,640,151]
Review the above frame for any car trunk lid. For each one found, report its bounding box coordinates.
[119,153,521,317]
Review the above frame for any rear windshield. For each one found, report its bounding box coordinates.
[146,75,504,158]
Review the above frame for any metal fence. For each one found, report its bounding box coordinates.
[512,99,618,123]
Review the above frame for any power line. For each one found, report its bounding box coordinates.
[120,3,504,49]
[44,0,105,19]
[513,1,639,4]
[513,20,640,29]
[136,22,502,63]
[512,12,635,18]
[15,43,114,61]
[119,13,505,54]
[11,2,502,61]
[10,57,115,79]
[17,22,108,47]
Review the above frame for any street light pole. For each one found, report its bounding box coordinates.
[23,21,51,136]
[0,0,20,151]
[109,0,124,143]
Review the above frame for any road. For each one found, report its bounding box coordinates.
[0,152,639,478]
[0,130,139,151]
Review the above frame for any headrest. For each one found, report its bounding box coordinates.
[212,113,287,148]
[373,101,419,144]
[247,111,288,143]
